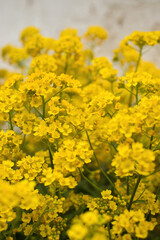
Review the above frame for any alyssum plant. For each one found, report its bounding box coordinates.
[0,26,160,240]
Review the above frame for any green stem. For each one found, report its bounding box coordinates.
[85,130,121,197]
[136,84,139,105]
[105,110,113,118]
[108,223,112,240]
[79,168,102,192]
[146,210,151,221]
[124,86,136,96]
[153,141,160,151]
[45,87,67,104]
[127,175,142,210]
[64,54,69,73]
[9,111,13,130]
[33,107,43,118]
[133,188,146,203]
[84,165,99,174]
[128,86,134,107]
[129,46,142,107]
[135,47,143,73]
[110,142,118,153]
[127,176,129,195]
[41,96,45,119]
[111,81,114,94]
[21,134,26,150]
[48,143,54,169]
[135,47,142,105]
[40,96,53,169]
[149,125,155,150]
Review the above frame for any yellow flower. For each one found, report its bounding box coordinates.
[125,30,160,47]
[112,142,155,177]
[1,45,28,65]
[85,26,108,44]
[101,190,113,200]
[20,26,40,43]
[67,223,88,240]
[30,54,57,73]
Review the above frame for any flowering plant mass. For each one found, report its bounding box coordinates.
[0,25,160,240]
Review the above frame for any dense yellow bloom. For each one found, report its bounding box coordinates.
[0,26,160,240]
[88,91,119,113]
[92,56,112,73]
[0,179,40,232]
[68,211,110,240]
[101,190,113,200]
[125,30,160,47]
[20,71,57,98]
[20,26,40,43]
[133,186,160,215]
[54,34,83,55]
[17,154,45,180]
[87,193,120,214]
[54,139,92,170]
[112,142,155,177]
[85,26,108,43]
[4,73,24,88]
[100,67,118,81]
[24,33,45,57]
[112,210,157,239]
[0,130,23,162]
[113,39,139,64]
[0,87,24,114]
[13,110,38,134]
[30,54,57,73]
[118,71,160,94]
[60,28,78,37]
[1,45,28,65]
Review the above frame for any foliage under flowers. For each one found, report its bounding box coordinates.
[0,25,160,240]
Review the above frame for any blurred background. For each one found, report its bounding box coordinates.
[0,0,160,67]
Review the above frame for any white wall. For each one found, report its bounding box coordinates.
[0,0,160,68]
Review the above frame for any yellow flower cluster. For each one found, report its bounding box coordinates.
[87,190,122,215]
[133,185,160,215]
[0,25,160,240]
[30,54,57,73]
[67,210,111,240]
[113,39,139,65]
[85,26,108,44]
[1,45,28,66]
[112,209,157,239]
[53,139,93,172]
[118,71,160,94]
[112,142,155,177]
[0,130,23,162]
[0,180,40,232]
[17,154,45,180]
[125,30,160,47]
